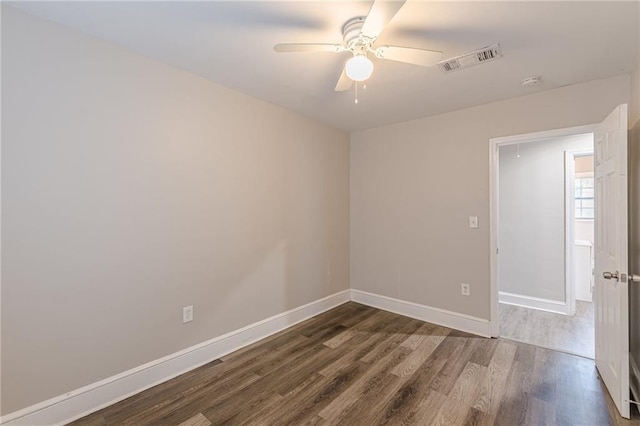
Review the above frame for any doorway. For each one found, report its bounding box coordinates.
[489,126,596,359]
[490,106,631,419]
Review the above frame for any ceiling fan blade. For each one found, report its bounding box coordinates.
[334,67,353,92]
[273,43,345,53]
[374,46,443,67]
[361,0,407,39]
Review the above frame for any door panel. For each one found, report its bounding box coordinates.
[594,104,629,419]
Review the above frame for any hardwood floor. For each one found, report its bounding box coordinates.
[499,301,594,359]
[70,302,637,426]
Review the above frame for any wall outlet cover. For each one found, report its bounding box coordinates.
[461,283,471,296]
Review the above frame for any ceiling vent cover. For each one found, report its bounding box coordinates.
[437,44,502,73]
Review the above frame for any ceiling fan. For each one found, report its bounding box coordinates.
[273,0,442,92]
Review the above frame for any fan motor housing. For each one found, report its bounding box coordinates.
[342,17,366,47]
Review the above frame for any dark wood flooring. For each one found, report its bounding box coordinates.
[69,302,639,426]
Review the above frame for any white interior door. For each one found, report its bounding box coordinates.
[594,103,630,418]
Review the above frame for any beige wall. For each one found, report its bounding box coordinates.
[575,155,594,174]
[1,7,350,414]
[498,134,592,302]
[351,74,630,320]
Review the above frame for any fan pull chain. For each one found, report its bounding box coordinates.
[516,143,521,158]
[354,82,359,104]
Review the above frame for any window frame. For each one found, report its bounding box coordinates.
[574,175,594,220]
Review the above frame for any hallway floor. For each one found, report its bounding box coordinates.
[499,301,594,359]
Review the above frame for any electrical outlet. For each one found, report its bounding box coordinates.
[461,283,471,296]
[183,305,193,323]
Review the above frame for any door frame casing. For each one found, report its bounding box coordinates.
[489,124,598,337]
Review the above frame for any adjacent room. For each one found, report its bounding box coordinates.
[497,133,595,359]
[2,1,640,425]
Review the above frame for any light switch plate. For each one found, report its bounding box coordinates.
[183,306,193,323]
[469,216,479,229]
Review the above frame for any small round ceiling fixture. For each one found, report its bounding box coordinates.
[521,76,541,87]
[346,55,374,81]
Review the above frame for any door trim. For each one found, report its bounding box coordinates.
[489,124,597,337]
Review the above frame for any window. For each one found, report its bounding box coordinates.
[575,177,594,219]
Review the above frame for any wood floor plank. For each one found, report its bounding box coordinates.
[524,397,556,426]
[358,317,424,365]
[353,338,460,426]
[463,407,494,426]
[428,335,479,395]
[211,334,311,381]
[302,416,327,426]
[216,301,359,363]
[323,309,397,349]
[472,341,517,417]
[468,336,499,367]
[298,305,362,339]
[268,342,363,396]
[177,413,211,426]
[219,321,311,362]
[390,329,449,378]
[337,303,382,327]
[317,346,411,423]
[87,359,223,424]
[393,389,448,426]
[331,331,453,426]
[185,345,343,425]
[330,366,402,426]
[431,362,489,425]
[249,362,371,426]
[554,349,616,426]
[493,345,536,426]
[376,337,466,425]
[117,336,313,422]
[212,393,283,425]
[319,314,417,378]
[69,302,637,426]
[243,373,326,426]
[398,322,440,350]
[117,371,262,425]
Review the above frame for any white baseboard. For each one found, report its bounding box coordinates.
[350,289,492,338]
[499,291,569,315]
[0,290,351,426]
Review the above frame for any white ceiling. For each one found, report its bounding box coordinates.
[9,1,640,131]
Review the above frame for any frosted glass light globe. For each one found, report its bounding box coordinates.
[345,55,374,81]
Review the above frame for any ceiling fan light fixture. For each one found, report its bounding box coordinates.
[345,55,374,82]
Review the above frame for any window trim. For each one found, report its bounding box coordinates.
[574,175,594,219]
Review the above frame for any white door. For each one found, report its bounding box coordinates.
[594,103,629,418]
